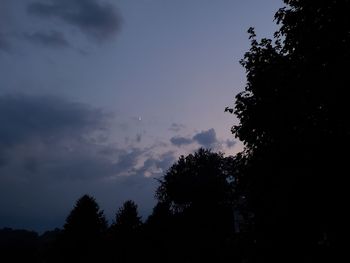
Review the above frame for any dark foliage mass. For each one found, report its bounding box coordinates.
[0,0,348,262]
[226,0,349,262]
[149,149,237,262]
[57,195,108,262]
[107,200,143,262]
[0,149,238,263]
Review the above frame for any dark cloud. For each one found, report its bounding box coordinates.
[24,30,70,48]
[23,157,39,174]
[139,151,176,176]
[136,133,142,143]
[170,136,193,147]
[27,0,122,41]
[0,94,169,180]
[156,151,176,172]
[226,139,236,148]
[0,34,11,52]
[0,1,13,52]
[169,123,186,132]
[0,0,122,52]
[193,128,218,149]
[0,94,177,231]
[0,94,107,149]
[113,148,145,176]
[170,128,222,149]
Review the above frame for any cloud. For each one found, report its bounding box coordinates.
[112,148,145,176]
[0,94,118,182]
[139,151,176,176]
[0,96,234,231]
[27,0,122,41]
[170,128,225,150]
[136,133,142,143]
[226,139,236,148]
[0,94,178,231]
[169,123,186,132]
[24,30,70,48]
[170,128,236,151]
[0,94,172,180]
[0,1,14,53]
[193,128,218,149]
[0,0,122,52]
[170,136,193,147]
[0,94,108,149]
[0,34,11,52]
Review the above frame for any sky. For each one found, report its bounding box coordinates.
[0,0,282,233]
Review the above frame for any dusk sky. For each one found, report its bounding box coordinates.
[0,0,282,232]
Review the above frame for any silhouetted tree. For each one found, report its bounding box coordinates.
[39,228,62,263]
[59,195,107,262]
[227,1,350,262]
[156,148,234,213]
[155,148,236,262]
[108,200,142,263]
[144,201,174,263]
[113,200,142,231]
[146,201,172,228]
[0,228,39,262]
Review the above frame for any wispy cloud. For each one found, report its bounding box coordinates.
[169,128,236,151]
[193,128,218,149]
[24,30,70,48]
[27,0,122,42]
[169,123,186,133]
[225,139,236,148]
[170,136,193,147]
[0,33,11,52]
[0,0,122,53]
[0,94,178,230]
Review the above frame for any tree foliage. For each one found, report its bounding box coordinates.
[108,200,143,263]
[61,195,107,262]
[156,148,235,213]
[63,194,107,238]
[112,200,142,231]
[154,148,236,262]
[226,0,350,262]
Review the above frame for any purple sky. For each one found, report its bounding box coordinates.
[0,0,282,232]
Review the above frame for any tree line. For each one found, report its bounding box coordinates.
[1,149,240,263]
[1,0,347,262]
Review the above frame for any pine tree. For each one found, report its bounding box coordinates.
[61,195,107,262]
